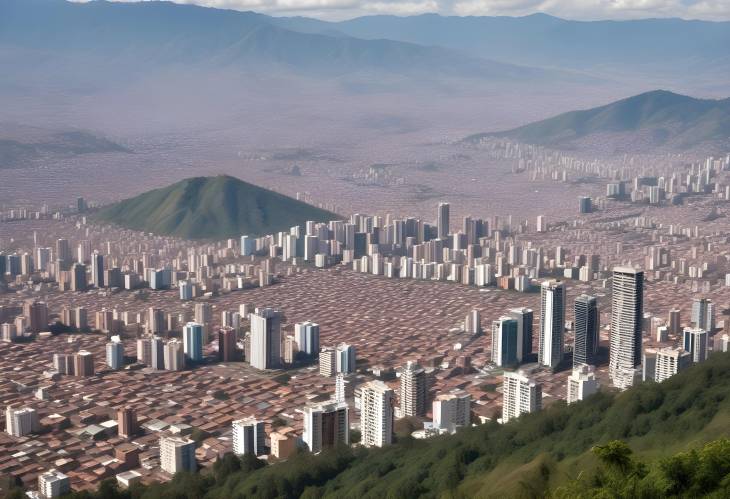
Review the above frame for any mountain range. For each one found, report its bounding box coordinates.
[465,90,730,154]
[94,175,339,239]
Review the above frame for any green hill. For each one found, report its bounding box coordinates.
[94,175,339,240]
[466,90,730,152]
[41,352,730,499]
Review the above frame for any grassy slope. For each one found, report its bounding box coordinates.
[468,90,730,149]
[94,175,339,239]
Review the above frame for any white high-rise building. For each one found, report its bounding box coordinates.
[163,339,185,371]
[249,308,282,370]
[400,361,427,417]
[319,347,336,377]
[654,347,691,382]
[360,381,394,448]
[302,401,349,454]
[432,390,471,433]
[502,371,541,423]
[610,266,644,390]
[336,343,356,374]
[294,321,320,356]
[159,436,196,474]
[567,364,598,403]
[105,338,124,370]
[683,327,708,363]
[536,215,547,233]
[232,418,266,456]
[539,280,565,369]
[5,406,40,437]
[38,469,70,498]
[691,298,715,331]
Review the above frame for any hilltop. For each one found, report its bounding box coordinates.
[46,352,730,499]
[94,175,339,240]
[465,90,730,154]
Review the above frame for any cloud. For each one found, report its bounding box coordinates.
[73,0,730,20]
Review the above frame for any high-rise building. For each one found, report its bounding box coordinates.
[437,202,449,240]
[183,322,204,362]
[320,347,336,377]
[56,238,72,271]
[74,350,94,377]
[147,307,165,335]
[38,469,70,499]
[91,252,104,288]
[509,307,533,362]
[24,300,48,334]
[136,337,152,366]
[302,401,349,454]
[668,308,681,334]
[294,321,320,356]
[502,371,541,423]
[70,263,87,292]
[682,327,708,363]
[159,436,196,474]
[336,343,356,374]
[118,407,138,438]
[360,381,394,448]
[691,298,716,331]
[574,295,599,367]
[609,266,644,390]
[539,280,565,369]
[178,280,194,300]
[106,339,124,370]
[653,347,691,382]
[232,418,266,456]
[218,327,238,362]
[432,390,471,433]
[536,215,547,233]
[567,364,598,403]
[5,406,40,437]
[491,316,518,367]
[150,336,165,370]
[400,360,427,417]
[164,339,185,371]
[249,308,282,370]
[464,309,482,335]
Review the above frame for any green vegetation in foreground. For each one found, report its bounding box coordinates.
[94,175,339,240]
[466,90,730,150]
[13,352,730,499]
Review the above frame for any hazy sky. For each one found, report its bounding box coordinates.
[93,0,730,20]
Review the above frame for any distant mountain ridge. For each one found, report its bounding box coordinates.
[94,175,339,239]
[465,90,730,153]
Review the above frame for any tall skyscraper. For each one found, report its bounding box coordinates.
[691,298,715,331]
[249,308,281,370]
[70,263,87,292]
[106,339,124,370]
[683,327,708,363]
[491,316,518,367]
[183,322,204,362]
[400,360,427,417]
[147,307,165,335]
[509,307,533,362]
[232,418,266,456]
[539,280,565,369]
[502,371,542,423]
[24,300,48,334]
[574,295,599,367]
[150,336,165,370]
[609,266,644,390]
[55,238,71,271]
[302,401,349,454]
[74,350,94,377]
[218,327,238,362]
[91,252,104,288]
[294,321,320,356]
[159,436,196,474]
[336,343,356,374]
[432,390,471,433]
[5,406,40,437]
[567,364,598,403]
[319,347,336,377]
[360,380,394,448]
[668,308,681,334]
[437,202,449,240]
[164,339,185,371]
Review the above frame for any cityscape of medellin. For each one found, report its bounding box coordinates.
[1,0,730,498]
